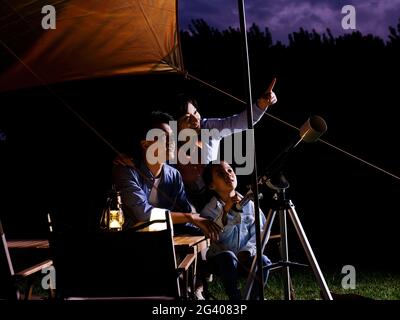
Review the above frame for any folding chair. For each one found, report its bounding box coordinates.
[50,210,195,300]
[0,219,53,300]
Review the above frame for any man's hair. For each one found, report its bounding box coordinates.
[127,110,173,161]
[138,110,173,141]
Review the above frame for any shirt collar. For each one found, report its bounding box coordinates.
[138,161,165,183]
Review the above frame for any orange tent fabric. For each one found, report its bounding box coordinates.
[0,0,183,91]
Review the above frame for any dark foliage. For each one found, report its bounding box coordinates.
[1,18,399,272]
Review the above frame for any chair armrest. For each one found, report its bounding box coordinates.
[270,234,281,240]
[177,254,196,272]
[15,259,53,278]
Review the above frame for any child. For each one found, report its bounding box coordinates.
[201,161,271,300]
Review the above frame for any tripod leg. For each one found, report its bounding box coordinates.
[286,200,333,300]
[279,209,292,300]
[243,208,277,300]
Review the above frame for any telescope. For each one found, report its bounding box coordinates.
[244,114,333,301]
[233,190,263,212]
[259,115,327,189]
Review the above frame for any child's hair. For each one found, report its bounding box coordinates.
[202,162,215,189]
[202,162,219,202]
[202,161,236,202]
[202,161,235,188]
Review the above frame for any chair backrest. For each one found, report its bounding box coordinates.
[0,219,18,299]
[51,211,181,299]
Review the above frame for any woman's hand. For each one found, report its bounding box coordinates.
[257,78,278,110]
[257,91,277,110]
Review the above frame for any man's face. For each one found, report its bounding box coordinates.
[142,123,175,164]
[177,102,201,134]
[210,162,237,194]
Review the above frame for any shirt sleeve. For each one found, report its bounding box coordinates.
[200,197,219,220]
[240,207,266,256]
[201,103,266,139]
[112,165,154,223]
[201,200,238,243]
[201,199,240,231]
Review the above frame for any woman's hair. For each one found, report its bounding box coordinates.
[174,93,199,120]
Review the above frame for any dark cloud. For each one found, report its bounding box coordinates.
[179,0,400,43]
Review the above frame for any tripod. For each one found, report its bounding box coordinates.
[243,174,333,300]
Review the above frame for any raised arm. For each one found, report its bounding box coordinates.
[202,79,277,139]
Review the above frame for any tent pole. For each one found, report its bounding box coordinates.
[237,0,264,300]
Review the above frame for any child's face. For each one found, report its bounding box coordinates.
[210,162,237,194]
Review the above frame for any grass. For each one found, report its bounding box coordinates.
[16,268,400,300]
[207,269,400,300]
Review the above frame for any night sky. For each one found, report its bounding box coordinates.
[179,0,400,43]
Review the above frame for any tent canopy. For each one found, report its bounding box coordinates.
[0,0,183,91]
